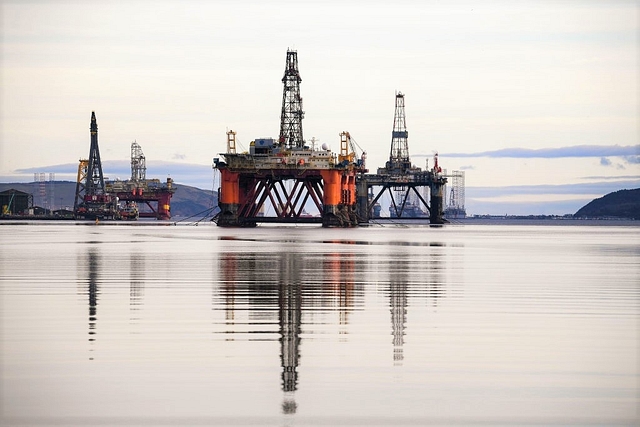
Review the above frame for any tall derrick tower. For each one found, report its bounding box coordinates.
[279,50,305,149]
[87,112,106,196]
[131,141,146,182]
[74,112,118,219]
[386,92,411,173]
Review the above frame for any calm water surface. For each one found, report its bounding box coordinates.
[1,222,638,426]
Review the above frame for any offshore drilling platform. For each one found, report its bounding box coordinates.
[214,50,366,227]
[360,92,447,223]
[73,112,175,220]
[214,49,447,227]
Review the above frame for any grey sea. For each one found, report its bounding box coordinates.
[1,221,638,426]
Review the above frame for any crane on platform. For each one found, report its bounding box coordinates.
[74,112,119,219]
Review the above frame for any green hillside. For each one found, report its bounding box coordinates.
[574,188,640,220]
[0,182,217,218]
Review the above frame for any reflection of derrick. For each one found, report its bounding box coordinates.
[279,281,301,414]
[389,256,408,365]
[86,249,100,360]
[215,248,359,415]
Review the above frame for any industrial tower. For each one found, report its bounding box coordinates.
[74,112,119,219]
[86,112,105,196]
[445,170,466,218]
[279,50,305,150]
[386,92,412,173]
[131,141,146,182]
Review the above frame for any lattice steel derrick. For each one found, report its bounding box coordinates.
[389,92,410,170]
[86,112,105,195]
[279,50,305,149]
[131,141,146,182]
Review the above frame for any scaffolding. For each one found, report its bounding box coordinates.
[445,170,466,218]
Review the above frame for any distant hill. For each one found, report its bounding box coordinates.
[574,188,640,220]
[0,181,217,219]
[170,184,217,218]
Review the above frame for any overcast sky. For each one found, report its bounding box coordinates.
[1,0,638,214]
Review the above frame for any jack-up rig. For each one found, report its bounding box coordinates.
[213,49,447,227]
[74,112,175,220]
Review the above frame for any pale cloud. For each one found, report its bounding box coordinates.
[624,155,640,164]
[437,145,640,159]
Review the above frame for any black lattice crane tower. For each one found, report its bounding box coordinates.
[74,112,118,219]
[386,92,412,173]
[87,112,106,195]
[279,49,305,150]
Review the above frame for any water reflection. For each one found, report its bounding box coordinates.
[130,254,145,320]
[86,249,100,360]
[389,253,408,366]
[279,278,301,414]
[216,249,361,415]
[387,244,448,365]
[323,252,355,328]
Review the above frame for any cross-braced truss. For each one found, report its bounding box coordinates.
[367,184,431,218]
[237,176,324,222]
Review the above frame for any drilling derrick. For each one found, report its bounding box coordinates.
[214,49,366,227]
[279,50,305,149]
[74,112,119,219]
[444,170,466,219]
[386,92,411,173]
[131,141,146,182]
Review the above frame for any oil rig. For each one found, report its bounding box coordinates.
[213,49,446,227]
[74,112,175,220]
[359,92,447,223]
[214,50,365,227]
[105,141,175,220]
